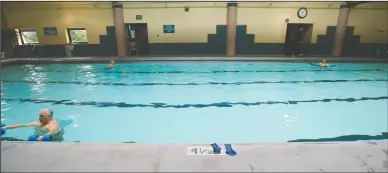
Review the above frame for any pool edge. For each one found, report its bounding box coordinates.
[1,56,388,67]
[1,140,387,172]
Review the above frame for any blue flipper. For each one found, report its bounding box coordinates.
[210,143,222,154]
[28,135,39,141]
[27,135,53,141]
[225,144,237,156]
[1,128,5,136]
[42,135,53,141]
[1,124,6,136]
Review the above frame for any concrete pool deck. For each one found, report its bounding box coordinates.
[1,141,387,172]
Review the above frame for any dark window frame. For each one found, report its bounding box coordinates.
[18,29,39,45]
[67,28,88,44]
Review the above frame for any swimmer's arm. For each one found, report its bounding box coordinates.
[37,125,57,141]
[3,121,39,129]
[45,125,57,135]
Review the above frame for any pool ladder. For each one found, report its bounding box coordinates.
[368,44,388,58]
[24,44,38,60]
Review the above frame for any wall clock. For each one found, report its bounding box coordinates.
[297,7,308,19]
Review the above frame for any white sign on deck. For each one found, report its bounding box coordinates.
[187,146,227,156]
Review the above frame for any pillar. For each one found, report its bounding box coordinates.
[0,2,4,58]
[0,2,13,57]
[226,2,237,56]
[332,4,351,57]
[0,2,7,29]
[113,2,128,57]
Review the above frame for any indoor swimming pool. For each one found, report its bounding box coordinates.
[1,62,387,143]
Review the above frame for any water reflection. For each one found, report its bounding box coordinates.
[79,65,97,92]
[1,82,9,122]
[22,64,46,73]
[281,112,300,130]
[23,65,47,97]
[67,114,80,128]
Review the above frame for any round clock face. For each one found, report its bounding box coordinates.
[298,8,308,18]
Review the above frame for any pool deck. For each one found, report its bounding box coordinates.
[1,141,387,172]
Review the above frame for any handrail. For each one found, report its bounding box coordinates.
[22,44,39,59]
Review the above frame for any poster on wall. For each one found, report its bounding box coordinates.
[43,27,58,36]
[163,25,175,33]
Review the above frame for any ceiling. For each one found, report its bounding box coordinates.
[3,1,388,10]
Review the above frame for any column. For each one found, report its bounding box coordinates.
[0,2,8,29]
[226,2,237,56]
[113,2,128,57]
[332,4,351,57]
[0,2,13,58]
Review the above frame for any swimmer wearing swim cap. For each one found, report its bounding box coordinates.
[2,109,64,141]
[319,58,330,67]
[108,60,115,68]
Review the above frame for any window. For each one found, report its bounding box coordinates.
[67,28,88,44]
[15,29,39,45]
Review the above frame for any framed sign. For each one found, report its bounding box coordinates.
[43,27,58,36]
[163,25,175,33]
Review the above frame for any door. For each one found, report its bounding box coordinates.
[285,23,313,56]
[285,24,299,56]
[127,23,150,55]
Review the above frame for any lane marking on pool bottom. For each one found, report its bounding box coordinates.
[2,78,388,87]
[17,68,387,74]
[2,96,387,108]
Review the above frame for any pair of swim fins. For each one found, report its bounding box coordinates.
[211,143,237,156]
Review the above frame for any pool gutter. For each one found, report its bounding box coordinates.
[1,57,388,67]
[1,140,387,172]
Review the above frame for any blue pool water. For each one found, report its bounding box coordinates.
[1,62,388,143]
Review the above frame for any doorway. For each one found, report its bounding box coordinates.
[125,23,150,55]
[284,23,313,56]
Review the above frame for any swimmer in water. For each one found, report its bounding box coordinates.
[2,109,64,141]
[108,60,115,68]
[319,58,330,67]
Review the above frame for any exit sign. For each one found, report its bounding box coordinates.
[136,15,142,20]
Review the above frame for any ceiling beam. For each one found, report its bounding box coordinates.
[346,1,369,8]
